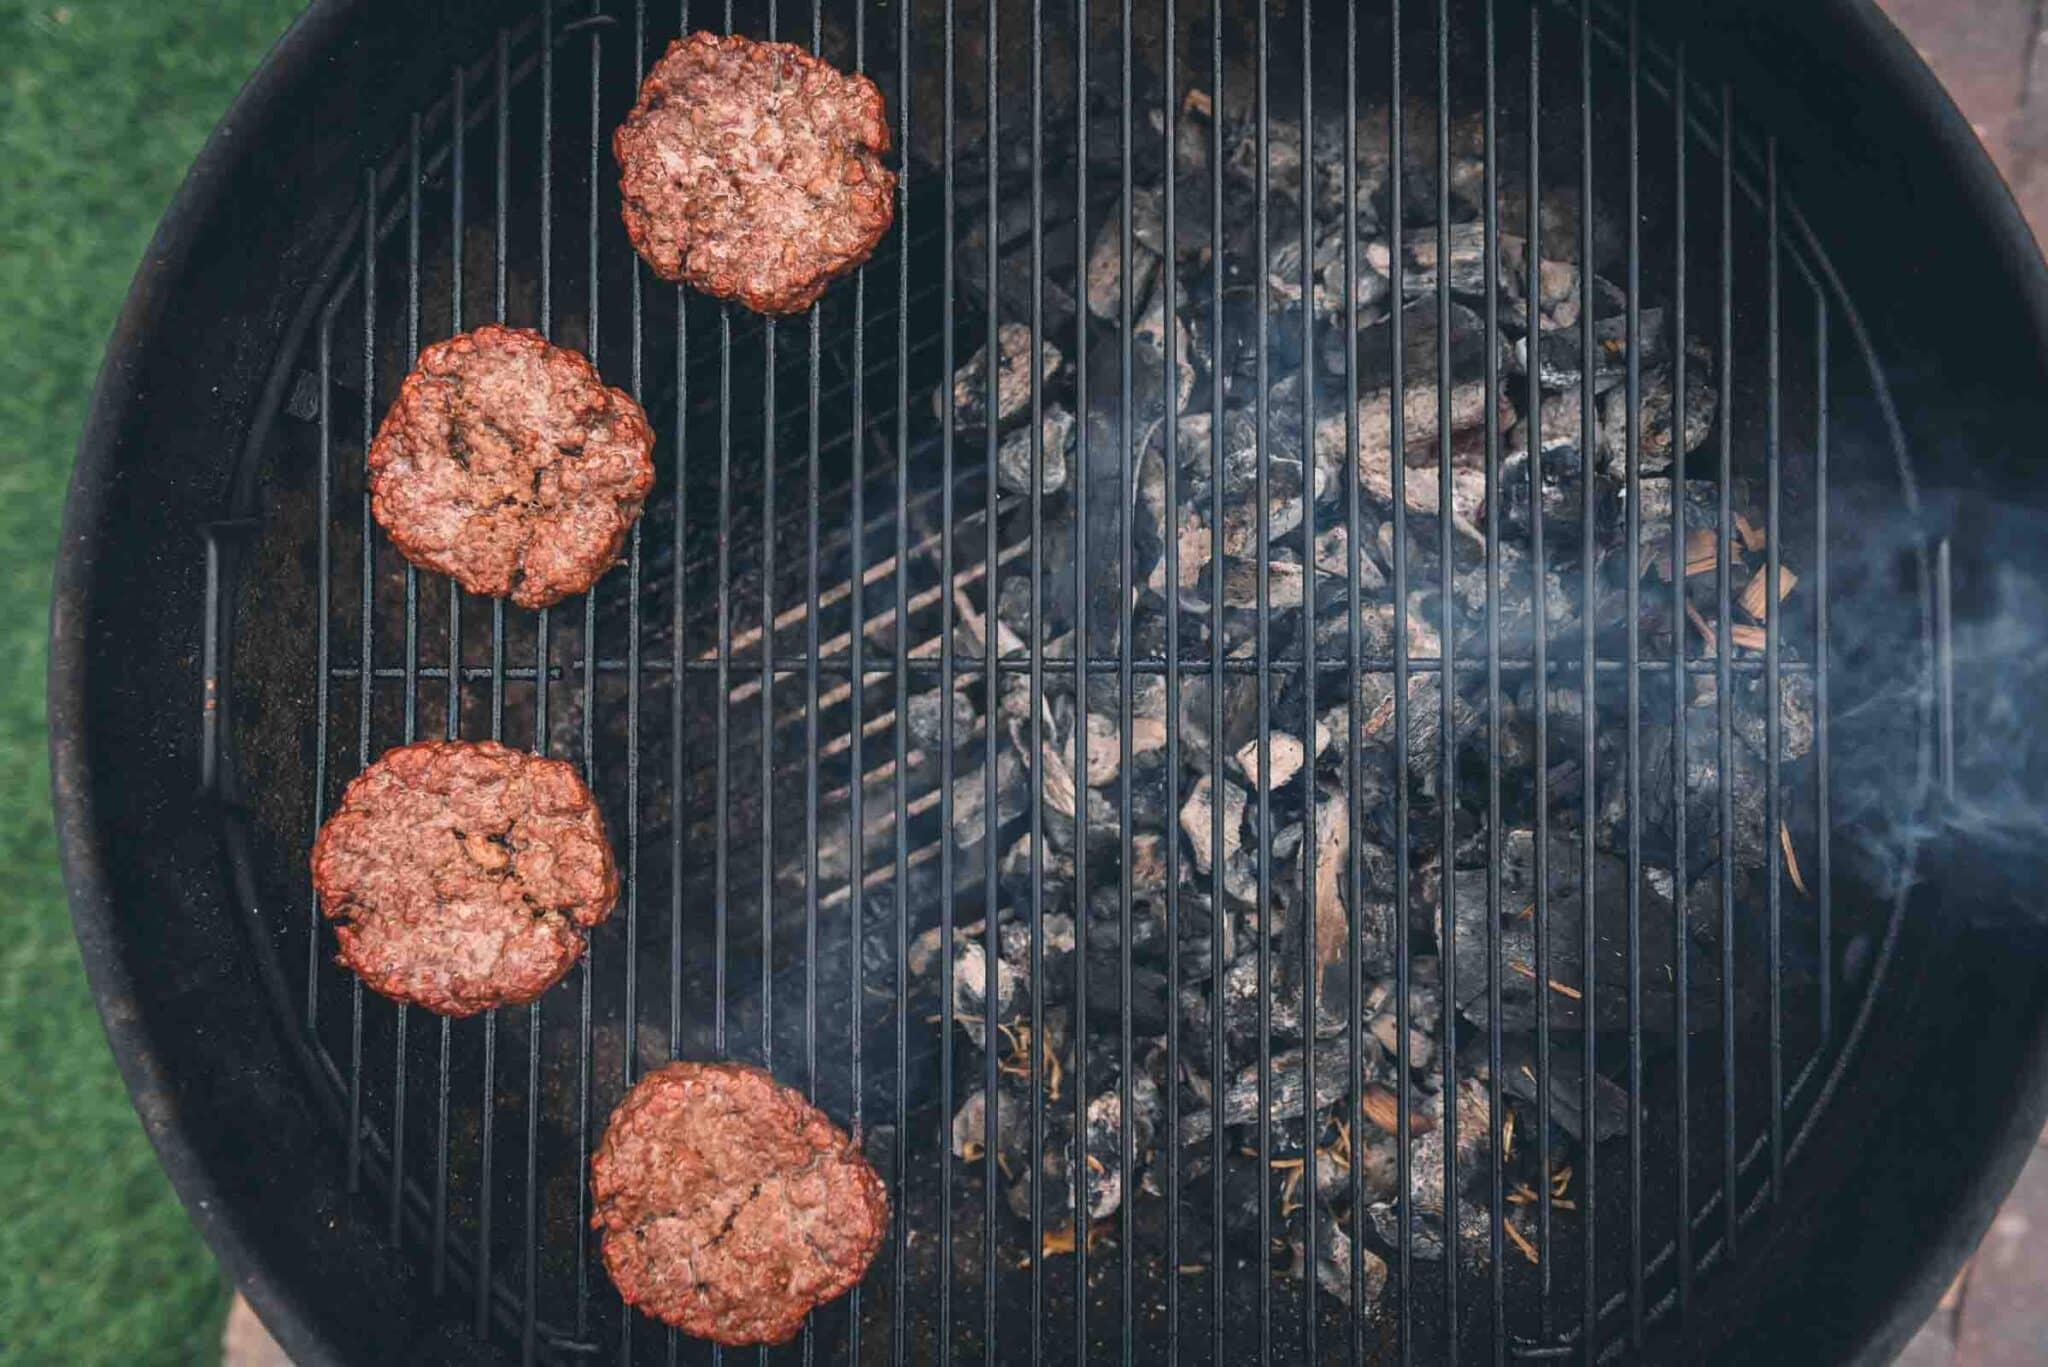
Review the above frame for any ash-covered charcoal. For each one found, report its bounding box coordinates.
[1512,305,1666,393]
[905,688,981,754]
[1132,283,1198,420]
[1507,385,1597,461]
[1193,406,1316,558]
[1499,233,1583,331]
[937,323,1063,431]
[1313,233,1395,319]
[1180,764,1245,868]
[1208,555,1307,611]
[1434,827,1733,1033]
[1353,670,1482,784]
[1596,361,1719,476]
[1086,190,1165,321]
[1194,945,1356,1045]
[995,403,1075,496]
[1368,1199,1447,1262]
[1310,385,1505,543]
[953,175,1082,331]
[1731,668,1818,763]
[1399,223,1523,304]
[1177,1047,1354,1148]
[952,744,1029,850]
[1326,294,1506,394]
[1397,1079,1497,1209]
[952,1085,1032,1171]
[1480,1034,1631,1144]
[1295,1207,1390,1309]
[1066,1079,1162,1222]
[952,938,1024,1049]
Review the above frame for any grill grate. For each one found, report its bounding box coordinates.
[217,0,1931,1362]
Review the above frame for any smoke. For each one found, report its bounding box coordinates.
[1828,483,2048,912]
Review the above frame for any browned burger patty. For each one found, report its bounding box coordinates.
[310,740,618,1017]
[368,325,656,609]
[591,1061,890,1344]
[613,32,897,316]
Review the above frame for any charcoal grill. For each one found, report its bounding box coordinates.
[53,0,2048,1362]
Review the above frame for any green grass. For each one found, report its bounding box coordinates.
[0,2,302,1362]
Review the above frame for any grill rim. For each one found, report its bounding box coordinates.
[48,1,2048,1364]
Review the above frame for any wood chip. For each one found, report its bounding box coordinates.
[1735,511,1767,553]
[1505,1220,1541,1266]
[1507,960,1583,999]
[1780,822,1809,898]
[1684,526,1734,578]
[1739,564,1799,622]
[1312,789,1351,977]
[1688,602,1767,653]
[1357,1082,1437,1137]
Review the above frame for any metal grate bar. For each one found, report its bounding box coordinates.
[1344,3,1367,1359]
[1577,1,1599,1348]
[617,7,648,1363]
[1207,4,1228,1360]
[1072,0,1092,1356]
[1255,2,1274,1357]
[575,4,605,1345]
[1527,0,1555,1337]
[348,166,378,1201]
[889,0,909,1355]
[1481,1,1507,1357]
[434,61,466,1300]
[1764,134,1785,1208]
[1715,80,1739,1271]
[1028,0,1050,1357]
[667,0,690,1286]
[336,651,1816,683]
[714,0,734,1358]
[1161,1,1182,1357]
[521,7,557,1361]
[1435,2,1459,1357]
[1388,4,1415,1359]
[1623,2,1645,1346]
[1119,0,1142,1359]
[391,111,424,1253]
[1299,0,1320,1361]
[981,0,1002,1353]
[938,0,958,1357]
[828,0,855,1356]
[475,28,513,1342]
[1669,34,1693,1320]
[1815,291,1833,1046]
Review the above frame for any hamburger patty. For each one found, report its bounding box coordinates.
[613,32,897,316]
[368,325,656,609]
[591,1061,890,1344]
[310,740,618,1017]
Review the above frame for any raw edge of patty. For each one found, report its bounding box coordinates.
[613,32,897,316]
[310,739,619,1017]
[591,1061,890,1344]
[368,325,656,609]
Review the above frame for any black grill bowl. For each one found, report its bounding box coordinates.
[52,1,2048,1363]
